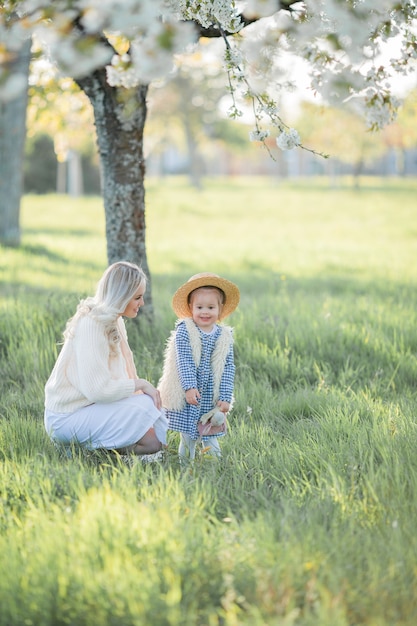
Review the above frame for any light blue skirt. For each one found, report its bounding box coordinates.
[45,394,168,450]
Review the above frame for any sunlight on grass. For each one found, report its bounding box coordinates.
[7,176,416,299]
[3,194,106,297]
[145,176,417,283]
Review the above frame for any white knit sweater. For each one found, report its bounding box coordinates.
[45,315,136,414]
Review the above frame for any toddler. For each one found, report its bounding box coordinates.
[158,272,239,460]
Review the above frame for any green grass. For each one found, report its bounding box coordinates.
[1,176,417,625]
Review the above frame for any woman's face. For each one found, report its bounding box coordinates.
[121,283,146,318]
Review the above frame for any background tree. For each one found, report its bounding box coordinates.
[0,37,31,246]
[147,44,252,187]
[382,89,417,175]
[295,101,385,187]
[26,56,99,196]
[151,58,219,189]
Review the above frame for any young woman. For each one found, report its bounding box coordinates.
[44,261,168,456]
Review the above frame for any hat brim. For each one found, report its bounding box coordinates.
[172,274,240,320]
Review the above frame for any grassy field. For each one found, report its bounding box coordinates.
[1,176,417,625]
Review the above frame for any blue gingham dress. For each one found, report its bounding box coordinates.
[167,320,235,440]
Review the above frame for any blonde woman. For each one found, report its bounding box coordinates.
[44,262,168,456]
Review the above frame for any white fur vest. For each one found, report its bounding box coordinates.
[158,317,234,411]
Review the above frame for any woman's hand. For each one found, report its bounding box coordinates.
[135,378,162,410]
[185,388,200,406]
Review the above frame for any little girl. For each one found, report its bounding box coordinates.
[158,272,240,460]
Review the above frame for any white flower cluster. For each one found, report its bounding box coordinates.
[35,24,113,79]
[168,0,242,33]
[106,19,196,86]
[106,54,138,89]
[364,92,401,131]
[223,45,245,85]
[78,0,161,36]
[223,46,244,71]
[1,0,416,154]
[289,0,416,131]
[221,35,303,153]
[276,128,301,150]
[249,129,270,141]
[243,0,279,19]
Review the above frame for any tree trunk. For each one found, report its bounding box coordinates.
[75,69,153,316]
[352,159,364,189]
[0,38,31,247]
[67,150,84,197]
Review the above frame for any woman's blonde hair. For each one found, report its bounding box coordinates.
[63,262,147,351]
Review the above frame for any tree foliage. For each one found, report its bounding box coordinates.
[1,1,416,147]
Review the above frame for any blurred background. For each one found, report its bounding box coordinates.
[24,40,417,198]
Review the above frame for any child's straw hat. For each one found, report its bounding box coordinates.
[172,272,240,320]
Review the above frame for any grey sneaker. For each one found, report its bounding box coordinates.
[139,450,165,464]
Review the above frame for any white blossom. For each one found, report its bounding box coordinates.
[78,0,163,35]
[1,0,416,146]
[108,20,197,85]
[364,91,400,130]
[34,24,113,78]
[106,56,140,88]
[243,0,279,19]
[169,0,243,33]
[276,128,301,150]
[249,129,270,141]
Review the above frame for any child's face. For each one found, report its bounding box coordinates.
[189,288,223,332]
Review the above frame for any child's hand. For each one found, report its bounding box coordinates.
[217,400,230,413]
[186,388,200,405]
